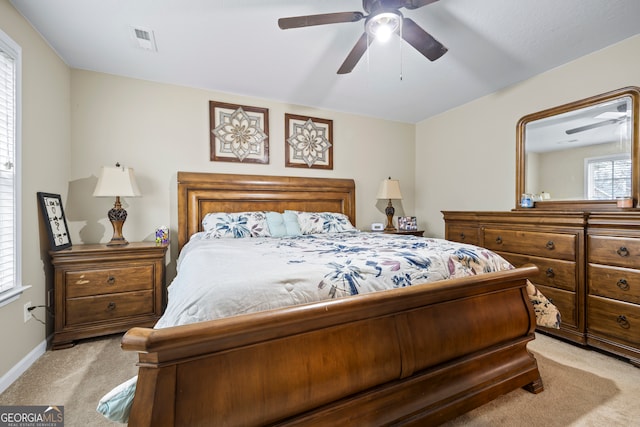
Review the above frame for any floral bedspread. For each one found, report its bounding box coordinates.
[155,232,560,329]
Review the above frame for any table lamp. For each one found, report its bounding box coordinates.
[93,163,141,246]
[377,177,403,231]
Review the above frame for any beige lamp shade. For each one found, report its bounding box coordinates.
[93,165,141,197]
[377,178,403,200]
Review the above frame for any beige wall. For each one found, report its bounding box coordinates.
[0,0,71,378]
[415,34,640,238]
[68,71,416,278]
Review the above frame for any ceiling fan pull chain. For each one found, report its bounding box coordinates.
[399,21,403,81]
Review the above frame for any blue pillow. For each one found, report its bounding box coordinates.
[266,212,287,237]
[282,211,302,236]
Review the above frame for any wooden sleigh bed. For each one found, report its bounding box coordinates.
[120,172,544,426]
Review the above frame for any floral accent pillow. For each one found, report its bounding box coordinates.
[289,211,356,234]
[202,211,270,238]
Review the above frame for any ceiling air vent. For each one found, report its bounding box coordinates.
[130,26,157,52]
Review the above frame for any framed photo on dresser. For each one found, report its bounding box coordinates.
[398,216,418,231]
[37,192,72,250]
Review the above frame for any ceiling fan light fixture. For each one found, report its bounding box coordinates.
[366,11,402,42]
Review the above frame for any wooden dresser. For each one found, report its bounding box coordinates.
[50,242,168,349]
[443,210,640,366]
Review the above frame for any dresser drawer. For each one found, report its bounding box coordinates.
[446,225,480,246]
[587,295,640,346]
[588,264,640,304]
[66,290,155,326]
[65,265,154,298]
[483,228,576,261]
[501,253,576,292]
[536,284,576,328]
[588,235,640,269]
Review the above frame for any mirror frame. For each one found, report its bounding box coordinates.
[516,86,640,210]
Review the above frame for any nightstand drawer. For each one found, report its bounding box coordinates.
[588,264,640,304]
[588,236,640,268]
[65,265,154,298]
[483,228,576,261]
[66,290,155,326]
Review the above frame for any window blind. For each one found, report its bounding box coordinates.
[0,46,16,294]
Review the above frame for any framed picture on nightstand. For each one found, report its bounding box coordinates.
[398,216,417,231]
[37,192,72,250]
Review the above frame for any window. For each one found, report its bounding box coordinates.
[0,28,23,306]
[585,154,632,200]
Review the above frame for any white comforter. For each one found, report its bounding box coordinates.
[156,231,560,329]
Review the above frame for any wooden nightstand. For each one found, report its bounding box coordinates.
[50,242,168,349]
[385,230,425,237]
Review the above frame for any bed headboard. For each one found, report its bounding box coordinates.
[177,172,356,250]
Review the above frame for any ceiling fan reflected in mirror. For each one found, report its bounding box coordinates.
[278,0,448,74]
[565,103,630,135]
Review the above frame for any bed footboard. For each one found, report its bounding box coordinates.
[122,265,542,426]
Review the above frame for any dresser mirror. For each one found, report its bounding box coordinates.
[516,86,640,209]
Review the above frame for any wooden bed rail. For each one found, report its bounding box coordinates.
[122,265,541,426]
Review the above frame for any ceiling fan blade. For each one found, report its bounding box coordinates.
[565,119,619,135]
[403,0,439,9]
[337,33,372,74]
[401,17,447,61]
[278,11,364,29]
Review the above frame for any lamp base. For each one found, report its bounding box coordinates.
[106,197,129,246]
[384,200,396,232]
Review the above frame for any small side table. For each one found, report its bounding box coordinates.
[369,230,425,237]
[50,242,168,349]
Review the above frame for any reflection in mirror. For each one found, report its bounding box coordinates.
[516,87,640,209]
[526,97,632,200]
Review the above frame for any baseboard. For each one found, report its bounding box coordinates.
[0,338,47,395]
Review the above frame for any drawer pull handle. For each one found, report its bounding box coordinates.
[459,233,466,240]
[617,315,630,329]
[495,236,503,244]
[545,240,555,250]
[545,268,555,278]
[107,276,116,285]
[616,279,630,291]
[617,246,630,257]
[107,302,116,311]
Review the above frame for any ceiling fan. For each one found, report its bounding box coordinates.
[565,103,630,135]
[278,0,448,74]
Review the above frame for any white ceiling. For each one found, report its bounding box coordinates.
[9,0,640,123]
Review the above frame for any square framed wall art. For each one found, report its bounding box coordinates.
[285,113,333,169]
[210,101,269,164]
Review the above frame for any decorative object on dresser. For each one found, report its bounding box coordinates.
[50,242,167,350]
[209,100,269,164]
[285,113,333,169]
[37,192,72,251]
[377,177,403,231]
[93,163,141,246]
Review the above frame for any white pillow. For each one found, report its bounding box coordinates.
[96,376,137,423]
[201,211,270,238]
[290,211,356,234]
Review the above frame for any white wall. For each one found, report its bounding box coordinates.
[68,71,416,278]
[415,34,640,238]
[0,0,70,379]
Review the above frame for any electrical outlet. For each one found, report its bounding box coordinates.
[23,301,32,322]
